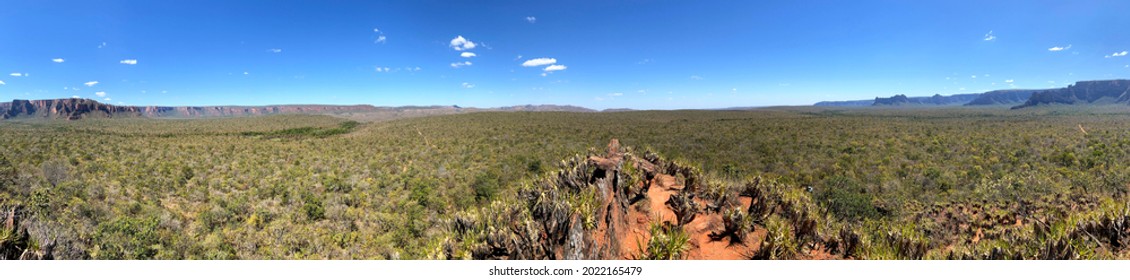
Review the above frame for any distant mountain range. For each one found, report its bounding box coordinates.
[814,79,1130,109]
[0,98,600,120]
[1011,80,1130,109]
[872,93,982,106]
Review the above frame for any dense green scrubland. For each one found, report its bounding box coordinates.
[3,107,1130,259]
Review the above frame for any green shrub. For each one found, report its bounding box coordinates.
[817,176,881,222]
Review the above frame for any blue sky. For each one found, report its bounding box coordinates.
[2,0,1130,109]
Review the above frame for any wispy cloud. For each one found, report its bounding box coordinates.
[460,52,477,58]
[1048,44,1071,52]
[1105,51,1128,58]
[1005,79,1014,83]
[450,36,476,51]
[526,16,536,23]
[119,59,138,65]
[9,73,23,77]
[609,92,623,97]
[637,58,653,64]
[0,80,5,85]
[375,67,392,72]
[98,42,107,48]
[95,91,107,97]
[373,27,387,44]
[983,30,995,41]
[450,61,473,68]
[544,64,567,72]
[461,82,475,89]
[103,97,111,101]
[690,75,703,80]
[84,81,99,87]
[267,48,282,53]
[52,58,64,63]
[72,95,79,98]
[521,57,557,67]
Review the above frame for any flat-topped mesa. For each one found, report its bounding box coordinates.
[2,98,143,120]
[0,98,383,119]
[1013,79,1130,109]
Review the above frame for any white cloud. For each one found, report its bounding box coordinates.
[84,81,99,87]
[71,95,79,98]
[1048,44,1071,52]
[983,31,995,41]
[450,61,473,68]
[461,82,475,89]
[449,36,476,51]
[0,80,4,85]
[1005,79,1014,83]
[95,91,106,97]
[120,59,138,65]
[375,67,392,72]
[103,97,111,101]
[9,73,22,77]
[521,57,556,67]
[526,16,536,23]
[971,75,977,79]
[543,64,567,72]
[609,92,623,97]
[52,58,64,63]
[1105,51,1128,58]
[98,42,107,48]
[540,73,547,77]
[690,75,703,80]
[268,48,282,53]
[243,71,249,75]
[461,52,477,58]
[373,28,387,43]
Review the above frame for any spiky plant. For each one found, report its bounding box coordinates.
[666,191,699,226]
[752,216,797,259]
[712,207,750,244]
[639,222,690,260]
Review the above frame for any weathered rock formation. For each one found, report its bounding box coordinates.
[964,90,1038,106]
[1012,80,1130,109]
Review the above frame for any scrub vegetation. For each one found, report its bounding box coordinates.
[3,107,1130,259]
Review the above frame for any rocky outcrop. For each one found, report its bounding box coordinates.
[965,90,1038,106]
[1012,80,1130,109]
[872,93,981,106]
[0,98,382,119]
[451,140,817,260]
[1,98,143,120]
